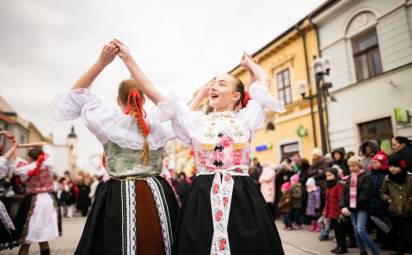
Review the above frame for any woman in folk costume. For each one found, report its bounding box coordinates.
[0,132,20,251]
[13,146,62,255]
[115,39,285,255]
[50,41,179,255]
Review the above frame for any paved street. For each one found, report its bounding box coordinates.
[2,217,400,255]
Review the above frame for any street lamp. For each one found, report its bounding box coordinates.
[313,56,332,155]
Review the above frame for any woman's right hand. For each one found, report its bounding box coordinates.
[113,39,131,61]
[97,41,119,66]
[199,81,212,98]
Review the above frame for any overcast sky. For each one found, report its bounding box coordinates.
[0,0,325,169]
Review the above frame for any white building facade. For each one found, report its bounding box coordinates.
[312,0,412,153]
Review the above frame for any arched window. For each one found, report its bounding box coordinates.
[266,121,275,131]
[346,11,382,81]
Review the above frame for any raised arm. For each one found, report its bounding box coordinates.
[115,39,166,105]
[72,41,118,90]
[188,81,211,111]
[240,53,269,87]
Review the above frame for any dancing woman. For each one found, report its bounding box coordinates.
[115,39,285,255]
[50,41,179,255]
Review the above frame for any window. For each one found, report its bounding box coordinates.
[352,29,382,81]
[358,117,393,154]
[276,68,292,104]
[266,121,275,131]
[280,142,300,160]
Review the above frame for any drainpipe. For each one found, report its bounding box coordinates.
[296,24,318,148]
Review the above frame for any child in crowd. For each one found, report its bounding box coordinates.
[306,177,321,232]
[323,168,346,254]
[341,156,379,255]
[369,151,394,250]
[380,153,412,255]
[279,182,293,230]
[290,173,303,229]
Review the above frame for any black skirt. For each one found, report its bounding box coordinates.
[0,199,19,251]
[75,176,179,255]
[173,175,284,255]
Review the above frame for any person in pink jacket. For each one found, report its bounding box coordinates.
[259,164,276,217]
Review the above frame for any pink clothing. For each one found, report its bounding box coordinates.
[281,182,291,192]
[370,150,389,171]
[259,166,276,203]
[290,173,300,185]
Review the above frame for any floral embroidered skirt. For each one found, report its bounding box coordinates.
[75,176,179,255]
[173,175,284,255]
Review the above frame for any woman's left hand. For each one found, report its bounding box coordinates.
[240,52,254,69]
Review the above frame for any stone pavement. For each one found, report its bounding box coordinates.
[1,218,404,254]
[2,217,84,255]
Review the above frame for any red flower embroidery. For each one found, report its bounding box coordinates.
[400,160,407,169]
[231,150,242,165]
[223,197,229,207]
[234,167,245,174]
[196,151,207,165]
[222,137,232,148]
[219,238,227,250]
[224,174,232,182]
[212,183,220,194]
[215,210,223,222]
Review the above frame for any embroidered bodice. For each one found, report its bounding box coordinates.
[104,141,164,178]
[156,82,285,172]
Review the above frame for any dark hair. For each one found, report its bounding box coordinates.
[325,167,339,178]
[299,158,311,170]
[280,157,292,164]
[230,74,245,109]
[393,136,411,146]
[177,172,186,179]
[28,147,44,161]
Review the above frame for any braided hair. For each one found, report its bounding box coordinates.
[118,79,151,165]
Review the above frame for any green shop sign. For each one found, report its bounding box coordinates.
[296,125,308,138]
[394,107,410,124]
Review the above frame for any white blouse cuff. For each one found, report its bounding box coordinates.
[249,82,286,113]
[50,88,99,121]
[156,97,181,122]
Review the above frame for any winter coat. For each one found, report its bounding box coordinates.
[308,158,327,182]
[396,145,412,174]
[341,171,372,212]
[306,188,321,217]
[360,140,379,171]
[331,147,349,176]
[291,183,302,209]
[279,191,292,214]
[369,170,389,216]
[259,167,276,203]
[323,182,344,219]
[380,174,412,216]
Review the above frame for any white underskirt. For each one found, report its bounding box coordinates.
[26,193,59,242]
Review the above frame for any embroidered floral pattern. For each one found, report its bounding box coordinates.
[194,112,252,255]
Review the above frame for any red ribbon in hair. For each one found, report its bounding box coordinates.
[124,89,150,136]
[241,91,250,108]
[27,153,46,176]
